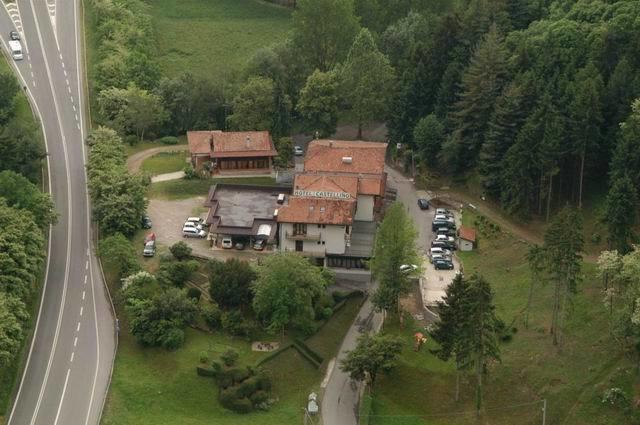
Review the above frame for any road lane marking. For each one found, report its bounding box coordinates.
[53,369,71,425]
[77,123,80,129]
[74,337,77,347]
[76,322,81,332]
[65,78,69,85]
[85,260,88,270]
[61,61,65,68]
[71,95,74,103]
[67,86,71,93]
[75,113,78,121]
[72,105,76,112]
[80,306,83,316]
[63,69,67,76]
[84,275,87,284]
[30,71,34,78]
[82,290,85,300]
[59,53,62,60]
[31,81,35,87]
[70,352,74,362]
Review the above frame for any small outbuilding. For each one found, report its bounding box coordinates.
[458,225,476,251]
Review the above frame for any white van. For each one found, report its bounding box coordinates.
[182,227,205,238]
[9,40,23,60]
[430,247,451,257]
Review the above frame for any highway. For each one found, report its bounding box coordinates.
[0,1,115,425]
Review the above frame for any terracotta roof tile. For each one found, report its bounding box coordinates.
[358,176,385,196]
[277,197,355,225]
[458,226,476,242]
[187,130,278,158]
[293,174,358,198]
[304,140,387,174]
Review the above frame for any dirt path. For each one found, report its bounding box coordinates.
[127,145,188,173]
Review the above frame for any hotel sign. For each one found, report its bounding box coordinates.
[293,190,351,199]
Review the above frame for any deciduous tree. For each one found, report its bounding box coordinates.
[209,258,257,310]
[605,176,637,254]
[340,334,403,390]
[228,77,277,132]
[0,170,57,227]
[297,70,339,138]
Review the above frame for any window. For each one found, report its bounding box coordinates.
[293,223,307,235]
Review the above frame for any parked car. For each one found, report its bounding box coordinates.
[253,239,266,251]
[434,214,455,222]
[183,221,203,231]
[436,227,456,237]
[186,217,205,227]
[235,242,245,250]
[143,232,156,245]
[141,215,152,229]
[294,146,304,156]
[432,220,456,231]
[142,240,156,257]
[9,31,20,41]
[434,259,454,270]
[221,237,233,249]
[436,208,452,216]
[400,264,418,273]
[430,247,452,257]
[430,253,451,263]
[183,227,206,238]
[435,234,455,243]
[417,198,429,210]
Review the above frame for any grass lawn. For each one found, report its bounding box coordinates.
[124,136,188,157]
[147,0,292,82]
[141,152,188,175]
[148,176,278,200]
[369,210,637,425]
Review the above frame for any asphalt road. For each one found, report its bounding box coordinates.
[1,2,115,425]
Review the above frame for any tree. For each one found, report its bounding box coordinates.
[121,271,159,302]
[543,206,583,346]
[370,202,420,312]
[569,63,604,208]
[448,24,508,171]
[465,274,501,416]
[228,77,277,132]
[413,114,444,168]
[429,273,471,401]
[273,137,294,168]
[209,258,257,310]
[252,253,326,336]
[98,233,141,282]
[292,0,360,71]
[0,293,28,367]
[126,288,198,349]
[0,71,20,125]
[524,245,545,329]
[0,121,45,183]
[605,176,637,254]
[169,241,192,261]
[340,334,403,390]
[297,69,339,138]
[157,260,199,287]
[97,84,167,141]
[610,99,640,188]
[340,28,395,139]
[0,170,57,227]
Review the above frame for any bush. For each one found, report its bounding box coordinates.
[232,367,251,384]
[201,303,222,329]
[211,360,222,374]
[199,350,209,364]
[236,376,259,398]
[602,387,629,408]
[221,349,239,367]
[250,390,269,406]
[124,134,139,145]
[169,241,192,260]
[196,366,217,377]
[320,307,333,320]
[332,290,348,303]
[183,164,198,180]
[221,310,249,336]
[187,287,202,302]
[255,374,272,392]
[157,260,199,286]
[160,136,178,145]
[227,397,253,414]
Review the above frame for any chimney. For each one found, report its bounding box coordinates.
[342,156,353,164]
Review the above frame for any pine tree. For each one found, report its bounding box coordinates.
[430,273,471,402]
[604,58,639,135]
[543,206,583,347]
[605,176,637,254]
[450,24,509,170]
[610,99,640,188]
[466,274,501,416]
[569,62,604,209]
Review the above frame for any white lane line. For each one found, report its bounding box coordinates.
[53,369,71,425]
[70,95,74,103]
[80,306,83,316]
[67,86,71,93]
[61,61,64,68]
[73,337,77,347]
[65,78,69,86]
[72,105,76,112]
[31,81,35,87]
[84,275,87,284]
[59,53,62,60]
[76,123,80,130]
[63,69,67,77]
[82,290,85,300]
[76,322,81,332]
[75,113,78,121]
[70,352,74,362]
[85,260,88,270]
[30,71,34,78]
[28,62,32,69]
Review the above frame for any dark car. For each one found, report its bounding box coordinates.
[434,259,454,270]
[436,227,456,237]
[9,31,20,41]
[432,220,456,232]
[417,198,429,210]
[431,240,456,251]
[141,215,152,229]
[253,239,266,251]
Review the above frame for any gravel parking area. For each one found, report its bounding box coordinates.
[147,197,270,262]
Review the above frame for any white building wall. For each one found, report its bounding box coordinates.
[459,239,474,251]
[354,195,374,221]
[278,222,346,255]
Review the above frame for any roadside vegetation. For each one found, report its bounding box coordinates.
[0,60,51,420]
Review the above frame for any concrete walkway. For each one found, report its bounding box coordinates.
[151,171,185,183]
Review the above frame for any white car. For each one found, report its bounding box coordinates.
[183,221,203,231]
[221,237,233,249]
[186,217,205,226]
[400,264,418,274]
[435,234,455,243]
[434,214,455,222]
[430,253,451,263]
[182,227,206,238]
[430,247,452,257]
[294,146,304,156]
[436,208,451,216]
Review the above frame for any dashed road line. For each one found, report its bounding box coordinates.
[79,306,83,316]
[84,275,87,284]
[82,290,85,300]
[73,337,77,347]
[75,114,78,121]
[70,352,74,363]
[76,322,80,332]
[85,260,88,270]
[67,86,71,94]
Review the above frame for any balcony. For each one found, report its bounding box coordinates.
[285,231,321,241]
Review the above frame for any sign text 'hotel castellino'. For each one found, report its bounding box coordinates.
[293,190,352,200]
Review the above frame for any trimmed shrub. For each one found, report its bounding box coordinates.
[221,349,239,367]
[183,164,197,180]
[232,367,251,384]
[160,136,178,145]
[255,374,272,392]
[169,241,192,260]
[228,397,253,414]
[199,350,209,364]
[236,376,259,398]
[187,287,202,301]
[201,303,222,329]
[196,366,217,377]
[250,390,269,406]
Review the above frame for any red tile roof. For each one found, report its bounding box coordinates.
[187,131,278,158]
[277,197,356,225]
[304,140,387,175]
[358,175,386,196]
[458,226,476,242]
[294,174,358,198]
